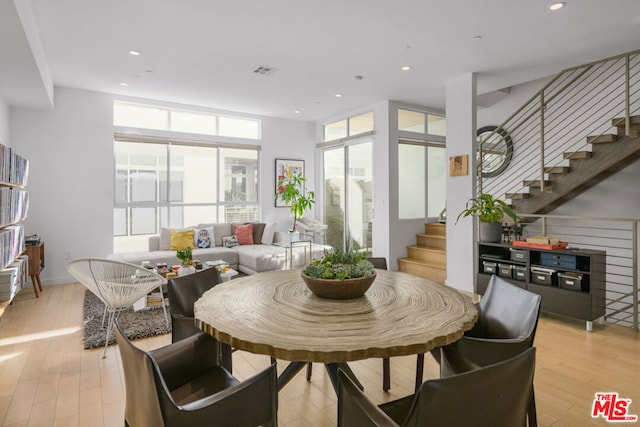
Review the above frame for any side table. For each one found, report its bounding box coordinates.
[23,242,45,297]
[273,240,312,269]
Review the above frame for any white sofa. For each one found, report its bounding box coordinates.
[107,222,331,275]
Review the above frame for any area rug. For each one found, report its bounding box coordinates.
[82,290,171,349]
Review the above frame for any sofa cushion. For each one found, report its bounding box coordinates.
[160,226,195,250]
[261,222,277,245]
[194,227,214,249]
[198,223,232,247]
[252,222,266,243]
[233,223,254,245]
[170,229,195,250]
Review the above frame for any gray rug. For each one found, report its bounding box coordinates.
[82,290,171,349]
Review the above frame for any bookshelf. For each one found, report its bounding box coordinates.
[0,144,30,319]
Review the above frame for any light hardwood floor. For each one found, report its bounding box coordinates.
[0,282,638,426]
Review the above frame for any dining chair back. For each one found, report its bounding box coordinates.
[338,347,536,427]
[115,319,278,427]
[67,257,168,358]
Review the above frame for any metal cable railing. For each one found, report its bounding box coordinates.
[476,49,640,330]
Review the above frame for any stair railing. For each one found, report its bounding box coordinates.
[478,49,640,201]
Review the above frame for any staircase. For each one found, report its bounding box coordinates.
[398,223,446,283]
[509,116,640,215]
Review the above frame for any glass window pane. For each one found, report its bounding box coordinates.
[220,148,258,202]
[170,145,217,203]
[130,171,157,202]
[347,143,373,254]
[219,116,261,139]
[114,208,127,236]
[427,146,447,217]
[324,148,345,249]
[115,170,128,203]
[182,205,217,228]
[324,120,348,141]
[222,205,259,223]
[131,207,157,235]
[428,114,446,136]
[171,110,216,135]
[398,109,425,133]
[349,112,374,136]
[399,144,426,219]
[114,102,169,130]
[169,206,184,229]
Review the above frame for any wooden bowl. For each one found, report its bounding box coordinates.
[300,271,377,299]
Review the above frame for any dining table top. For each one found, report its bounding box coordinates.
[194,269,477,363]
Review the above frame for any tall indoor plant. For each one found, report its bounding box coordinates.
[275,173,315,234]
[456,193,519,242]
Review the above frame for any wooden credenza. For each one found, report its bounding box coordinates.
[23,242,44,297]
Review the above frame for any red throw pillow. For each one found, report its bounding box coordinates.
[233,223,254,245]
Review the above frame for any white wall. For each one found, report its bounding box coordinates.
[11,87,316,285]
[0,96,9,145]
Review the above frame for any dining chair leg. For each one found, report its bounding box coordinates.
[306,362,313,381]
[158,284,169,328]
[415,353,425,392]
[103,309,116,359]
[528,386,538,427]
[221,343,233,374]
[382,357,391,391]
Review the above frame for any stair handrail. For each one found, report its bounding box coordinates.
[478,48,640,205]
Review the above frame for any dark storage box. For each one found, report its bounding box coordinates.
[482,260,497,274]
[558,272,587,292]
[531,267,556,286]
[498,263,513,279]
[510,248,527,262]
[512,265,527,281]
[540,252,577,269]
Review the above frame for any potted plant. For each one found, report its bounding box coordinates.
[456,193,519,243]
[175,247,196,276]
[275,173,315,238]
[301,247,376,299]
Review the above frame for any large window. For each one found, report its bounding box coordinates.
[323,112,374,142]
[398,142,446,219]
[114,101,262,139]
[114,141,259,252]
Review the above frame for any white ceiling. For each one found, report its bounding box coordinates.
[2,0,640,121]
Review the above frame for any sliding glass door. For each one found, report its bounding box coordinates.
[323,142,373,253]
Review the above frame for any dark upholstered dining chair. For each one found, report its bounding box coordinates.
[338,346,536,427]
[167,267,234,372]
[421,274,542,426]
[115,319,278,427]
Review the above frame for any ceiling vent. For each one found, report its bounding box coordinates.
[253,65,278,76]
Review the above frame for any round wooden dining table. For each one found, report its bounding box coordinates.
[194,268,477,391]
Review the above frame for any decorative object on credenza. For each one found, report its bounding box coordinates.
[301,247,375,299]
[456,193,519,243]
[274,158,315,234]
[477,125,514,178]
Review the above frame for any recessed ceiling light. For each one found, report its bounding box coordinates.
[119,82,128,87]
[335,93,343,98]
[401,66,411,71]
[128,50,141,56]
[473,35,483,40]
[294,110,301,114]
[549,2,565,10]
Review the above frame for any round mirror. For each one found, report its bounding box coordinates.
[477,126,513,178]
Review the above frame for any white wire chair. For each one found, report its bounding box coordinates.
[67,258,168,358]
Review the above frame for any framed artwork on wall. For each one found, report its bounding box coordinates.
[449,154,469,176]
[275,158,305,207]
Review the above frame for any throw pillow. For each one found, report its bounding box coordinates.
[233,223,254,245]
[252,222,266,244]
[221,235,239,248]
[170,229,195,250]
[194,227,214,249]
[160,226,194,250]
[261,222,277,245]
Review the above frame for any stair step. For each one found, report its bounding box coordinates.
[587,134,617,144]
[424,222,446,237]
[397,258,446,283]
[544,166,570,174]
[563,151,592,160]
[506,193,530,200]
[611,115,640,127]
[416,234,446,250]
[407,246,446,264]
[523,179,551,188]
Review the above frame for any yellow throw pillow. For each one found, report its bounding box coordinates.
[170,229,194,250]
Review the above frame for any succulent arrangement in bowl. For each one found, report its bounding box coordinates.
[303,247,375,280]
